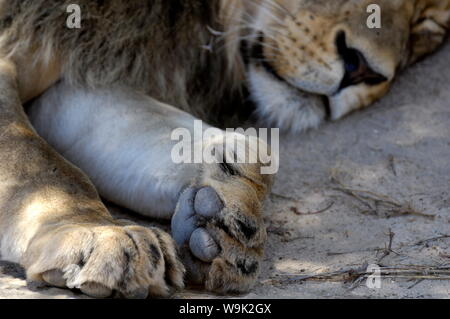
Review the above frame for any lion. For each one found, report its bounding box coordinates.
[0,0,448,298]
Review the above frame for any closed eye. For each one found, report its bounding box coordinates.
[336,31,388,91]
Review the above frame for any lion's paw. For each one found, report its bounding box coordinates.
[172,184,267,294]
[23,224,185,298]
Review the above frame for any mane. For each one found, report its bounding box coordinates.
[0,0,268,118]
[218,0,248,87]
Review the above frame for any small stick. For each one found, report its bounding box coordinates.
[408,235,450,247]
[270,192,300,203]
[408,279,424,289]
[388,155,398,177]
[327,234,450,256]
[330,176,435,219]
[290,202,335,215]
[270,265,450,286]
[377,229,396,262]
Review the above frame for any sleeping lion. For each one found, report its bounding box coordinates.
[0,0,448,298]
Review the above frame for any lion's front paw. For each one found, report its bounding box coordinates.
[172,183,268,294]
[23,224,185,298]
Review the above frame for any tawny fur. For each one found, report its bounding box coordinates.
[0,0,448,298]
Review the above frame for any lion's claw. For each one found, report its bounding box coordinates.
[42,269,66,288]
[80,282,113,299]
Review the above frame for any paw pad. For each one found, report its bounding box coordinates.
[194,187,224,217]
[189,228,220,262]
[172,187,222,262]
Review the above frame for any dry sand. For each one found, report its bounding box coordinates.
[1,41,449,299]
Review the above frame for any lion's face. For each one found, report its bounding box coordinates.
[241,0,450,132]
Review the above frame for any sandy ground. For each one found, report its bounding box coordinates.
[1,41,449,299]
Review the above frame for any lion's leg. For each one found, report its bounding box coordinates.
[0,62,184,298]
[29,82,277,293]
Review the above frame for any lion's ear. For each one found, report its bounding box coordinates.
[408,0,450,65]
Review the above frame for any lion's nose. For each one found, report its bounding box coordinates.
[336,32,387,91]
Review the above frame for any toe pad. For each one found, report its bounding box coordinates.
[172,187,222,262]
[189,228,220,262]
[194,187,224,218]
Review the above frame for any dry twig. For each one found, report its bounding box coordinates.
[289,202,335,216]
[330,175,435,219]
[377,229,400,262]
[266,264,450,286]
[327,234,450,257]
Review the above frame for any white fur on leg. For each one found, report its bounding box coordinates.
[28,83,203,219]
